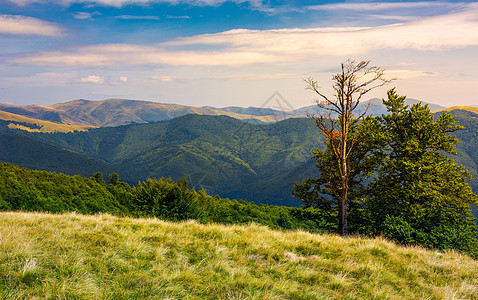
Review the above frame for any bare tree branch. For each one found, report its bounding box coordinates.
[305,59,393,236]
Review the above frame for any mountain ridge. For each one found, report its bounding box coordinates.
[0,97,448,129]
[1,111,477,209]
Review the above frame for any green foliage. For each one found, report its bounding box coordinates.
[132,178,200,221]
[0,162,319,231]
[382,215,478,254]
[295,89,478,256]
[1,110,478,211]
[0,133,123,180]
[293,116,387,233]
[364,89,478,255]
[0,115,323,206]
[0,163,126,215]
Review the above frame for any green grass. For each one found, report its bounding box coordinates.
[1,211,477,299]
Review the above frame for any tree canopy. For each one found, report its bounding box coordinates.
[295,88,478,256]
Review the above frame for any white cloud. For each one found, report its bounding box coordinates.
[307,1,467,11]
[7,0,264,8]
[151,75,173,82]
[120,76,128,82]
[9,6,478,67]
[73,12,93,19]
[165,15,191,19]
[116,15,160,20]
[0,14,63,37]
[368,14,420,22]
[384,69,444,79]
[6,0,45,5]
[234,73,301,80]
[80,75,105,84]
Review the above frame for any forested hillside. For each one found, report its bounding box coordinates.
[1,115,324,206]
[0,162,318,230]
[0,134,122,179]
[1,109,478,207]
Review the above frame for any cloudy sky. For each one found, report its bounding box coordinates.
[1,0,478,109]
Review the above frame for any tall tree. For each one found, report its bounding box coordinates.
[297,60,390,236]
[364,89,478,254]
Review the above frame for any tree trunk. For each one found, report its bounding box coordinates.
[339,193,348,236]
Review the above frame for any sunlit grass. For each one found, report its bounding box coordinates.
[1,211,477,299]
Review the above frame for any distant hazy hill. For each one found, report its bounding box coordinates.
[0,99,285,127]
[293,98,446,117]
[0,97,446,128]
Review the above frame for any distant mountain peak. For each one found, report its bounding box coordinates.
[0,97,449,128]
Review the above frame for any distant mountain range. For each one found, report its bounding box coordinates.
[0,97,447,131]
[0,105,477,209]
[0,97,477,218]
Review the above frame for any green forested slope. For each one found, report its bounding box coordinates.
[9,115,323,206]
[0,134,123,179]
[0,162,318,230]
[1,110,477,207]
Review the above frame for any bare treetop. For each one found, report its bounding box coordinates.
[305,60,392,117]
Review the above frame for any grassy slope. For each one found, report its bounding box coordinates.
[0,111,95,133]
[47,99,286,126]
[1,212,477,299]
[435,106,478,115]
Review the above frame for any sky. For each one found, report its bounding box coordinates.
[1,0,478,109]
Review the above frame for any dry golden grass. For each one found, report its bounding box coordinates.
[0,111,96,133]
[434,106,478,115]
[1,211,477,299]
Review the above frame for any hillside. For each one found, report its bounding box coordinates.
[0,97,444,128]
[1,211,477,299]
[0,134,124,180]
[1,111,478,207]
[0,110,94,133]
[0,162,318,231]
[10,115,324,206]
[437,106,478,115]
[0,99,287,127]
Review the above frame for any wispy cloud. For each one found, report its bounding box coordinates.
[9,6,478,67]
[233,73,301,80]
[307,1,467,11]
[384,69,447,79]
[73,11,101,20]
[80,75,105,84]
[165,15,191,19]
[0,14,64,36]
[7,0,265,8]
[116,15,160,20]
[73,12,93,20]
[150,75,173,82]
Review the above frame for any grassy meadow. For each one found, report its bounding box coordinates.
[1,211,477,299]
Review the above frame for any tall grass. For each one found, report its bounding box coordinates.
[1,211,477,299]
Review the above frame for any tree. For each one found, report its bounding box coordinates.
[295,60,390,236]
[364,89,478,255]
